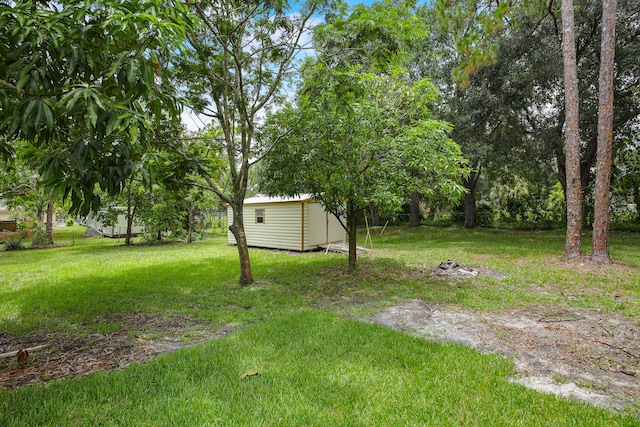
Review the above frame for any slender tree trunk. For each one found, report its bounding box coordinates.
[229,202,254,285]
[124,192,133,246]
[562,0,583,259]
[187,203,194,244]
[463,164,481,229]
[591,0,617,264]
[45,190,54,245]
[409,192,421,227]
[347,201,358,272]
[36,206,44,228]
[369,205,380,227]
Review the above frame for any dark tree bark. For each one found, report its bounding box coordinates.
[369,205,380,227]
[347,201,359,272]
[409,192,421,227]
[561,0,583,259]
[592,0,617,264]
[463,162,481,229]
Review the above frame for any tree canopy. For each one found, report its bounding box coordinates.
[0,0,190,214]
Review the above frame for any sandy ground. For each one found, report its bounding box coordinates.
[368,300,640,412]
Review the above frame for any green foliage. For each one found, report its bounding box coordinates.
[261,67,467,236]
[0,0,191,215]
[313,0,426,71]
[259,0,468,268]
[30,227,51,247]
[434,0,512,88]
[0,230,25,251]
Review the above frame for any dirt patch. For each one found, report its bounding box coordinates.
[368,300,640,412]
[0,312,233,389]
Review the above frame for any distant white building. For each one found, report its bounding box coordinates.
[0,201,10,221]
[83,207,145,238]
[0,201,16,232]
[227,194,345,251]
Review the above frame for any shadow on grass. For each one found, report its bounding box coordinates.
[1,253,244,334]
[2,242,459,335]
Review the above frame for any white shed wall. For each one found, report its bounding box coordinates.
[85,210,144,238]
[227,202,304,251]
[227,199,345,251]
[306,202,345,248]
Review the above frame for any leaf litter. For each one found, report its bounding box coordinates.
[0,312,233,389]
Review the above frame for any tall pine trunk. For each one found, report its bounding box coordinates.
[369,205,380,227]
[591,0,617,264]
[561,0,583,259]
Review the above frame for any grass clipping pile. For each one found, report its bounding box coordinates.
[370,261,640,413]
[0,313,230,389]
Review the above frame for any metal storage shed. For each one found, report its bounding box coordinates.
[227,194,345,251]
[82,208,145,238]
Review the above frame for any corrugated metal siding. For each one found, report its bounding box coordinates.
[228,203,304,250]
[228,200,345,251]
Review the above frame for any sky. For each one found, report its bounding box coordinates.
[181,0,380,132]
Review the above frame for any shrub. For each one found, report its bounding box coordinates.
[31,227,52,247]
[475,202,496,228]
[1,231,26,251]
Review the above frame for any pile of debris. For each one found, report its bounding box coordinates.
[434,260,479,278]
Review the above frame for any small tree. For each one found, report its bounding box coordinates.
[261,70,467,270]
[175,0,333,284]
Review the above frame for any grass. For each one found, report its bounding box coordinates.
[1,226,640,425]
[2,310,635,426]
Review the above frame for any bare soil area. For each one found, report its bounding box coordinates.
[368,300,640,412]
[0,313,232,389]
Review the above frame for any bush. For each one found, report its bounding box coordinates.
[31,227,52,247]
[66,218,75,226]
[1,231,26,251]
[475,202,496,228]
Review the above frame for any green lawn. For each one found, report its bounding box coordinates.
[1,227,639,426]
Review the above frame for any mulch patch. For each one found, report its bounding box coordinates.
[0,312,231,390]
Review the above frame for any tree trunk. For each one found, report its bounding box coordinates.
[591,0,617,264]
[369,205,380,227]
[463,165,481,229]
[229,202,254,285]
[409,192,421,227]
[36,206,44,228]
[347,201,358,272]
[561,0,583,259]
[45,191,54,245]
[124,192,133,246]
[187,205,194,244]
